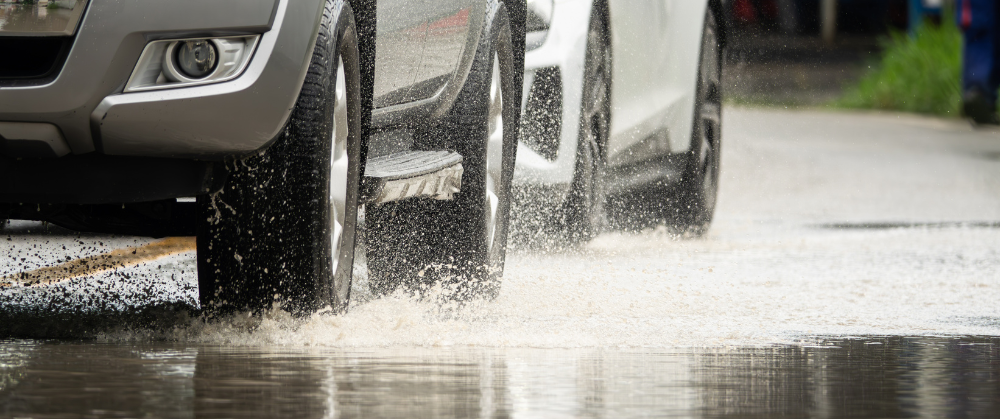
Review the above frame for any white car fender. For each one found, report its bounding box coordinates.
[515,0,594,188]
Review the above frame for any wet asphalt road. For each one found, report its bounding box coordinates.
[2,107,1000,417]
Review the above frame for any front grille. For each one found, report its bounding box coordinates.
[0,36,72,86]
[520,66,563,161]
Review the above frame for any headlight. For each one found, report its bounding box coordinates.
[124,35,259,92]
[526,0,554,32]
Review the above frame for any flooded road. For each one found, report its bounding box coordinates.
[2,336,1000,418]
[2,107,1000,416]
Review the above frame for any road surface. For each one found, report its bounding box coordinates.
[2,107,1000,417]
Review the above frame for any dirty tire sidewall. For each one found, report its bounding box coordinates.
[196,0,362,315]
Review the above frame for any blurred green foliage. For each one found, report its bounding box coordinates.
[835,19,962,117]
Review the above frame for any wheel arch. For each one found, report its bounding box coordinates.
[502,0,527,100]
[590,0,612,160]
[347,0,376,175]
[591,0,611,33]
[709,0,728,50]
[499,0,527,148]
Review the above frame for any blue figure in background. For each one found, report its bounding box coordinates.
[958,0,1000,124]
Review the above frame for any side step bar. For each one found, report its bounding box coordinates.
[361,150,464,204]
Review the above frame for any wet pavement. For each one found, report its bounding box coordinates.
[2,107,1000,417]
[2,336,1000,418]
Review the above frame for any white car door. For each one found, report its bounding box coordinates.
[606,0,707,166]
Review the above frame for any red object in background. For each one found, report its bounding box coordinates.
[961,0,972,29]
[734,0,758,24]
[733,0,779,25]
[759,0,779,20]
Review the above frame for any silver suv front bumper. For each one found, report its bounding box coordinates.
[0,0,324,159]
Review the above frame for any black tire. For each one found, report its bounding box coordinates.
[196,0,363,315]
[663,9,722,236]
[561,7,611,242]
[367,3,518,300]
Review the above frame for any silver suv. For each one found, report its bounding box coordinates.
[0,0,527,314]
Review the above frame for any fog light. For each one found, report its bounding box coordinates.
[124,35,260,92]
[175,40,218,79]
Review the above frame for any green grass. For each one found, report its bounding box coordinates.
[834,19,962,117]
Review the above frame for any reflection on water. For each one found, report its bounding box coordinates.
[1,336,998,418]
[0,0,87,35]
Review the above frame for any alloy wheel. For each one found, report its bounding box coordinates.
[329,56,351,307]
[486,53,504,255]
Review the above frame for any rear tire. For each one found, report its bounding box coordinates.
[366,4,518,300]
[561,8,611,242]
[196,0,363,315]
[662,9,722,236]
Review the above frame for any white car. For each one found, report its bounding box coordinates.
[513,0,725,239]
